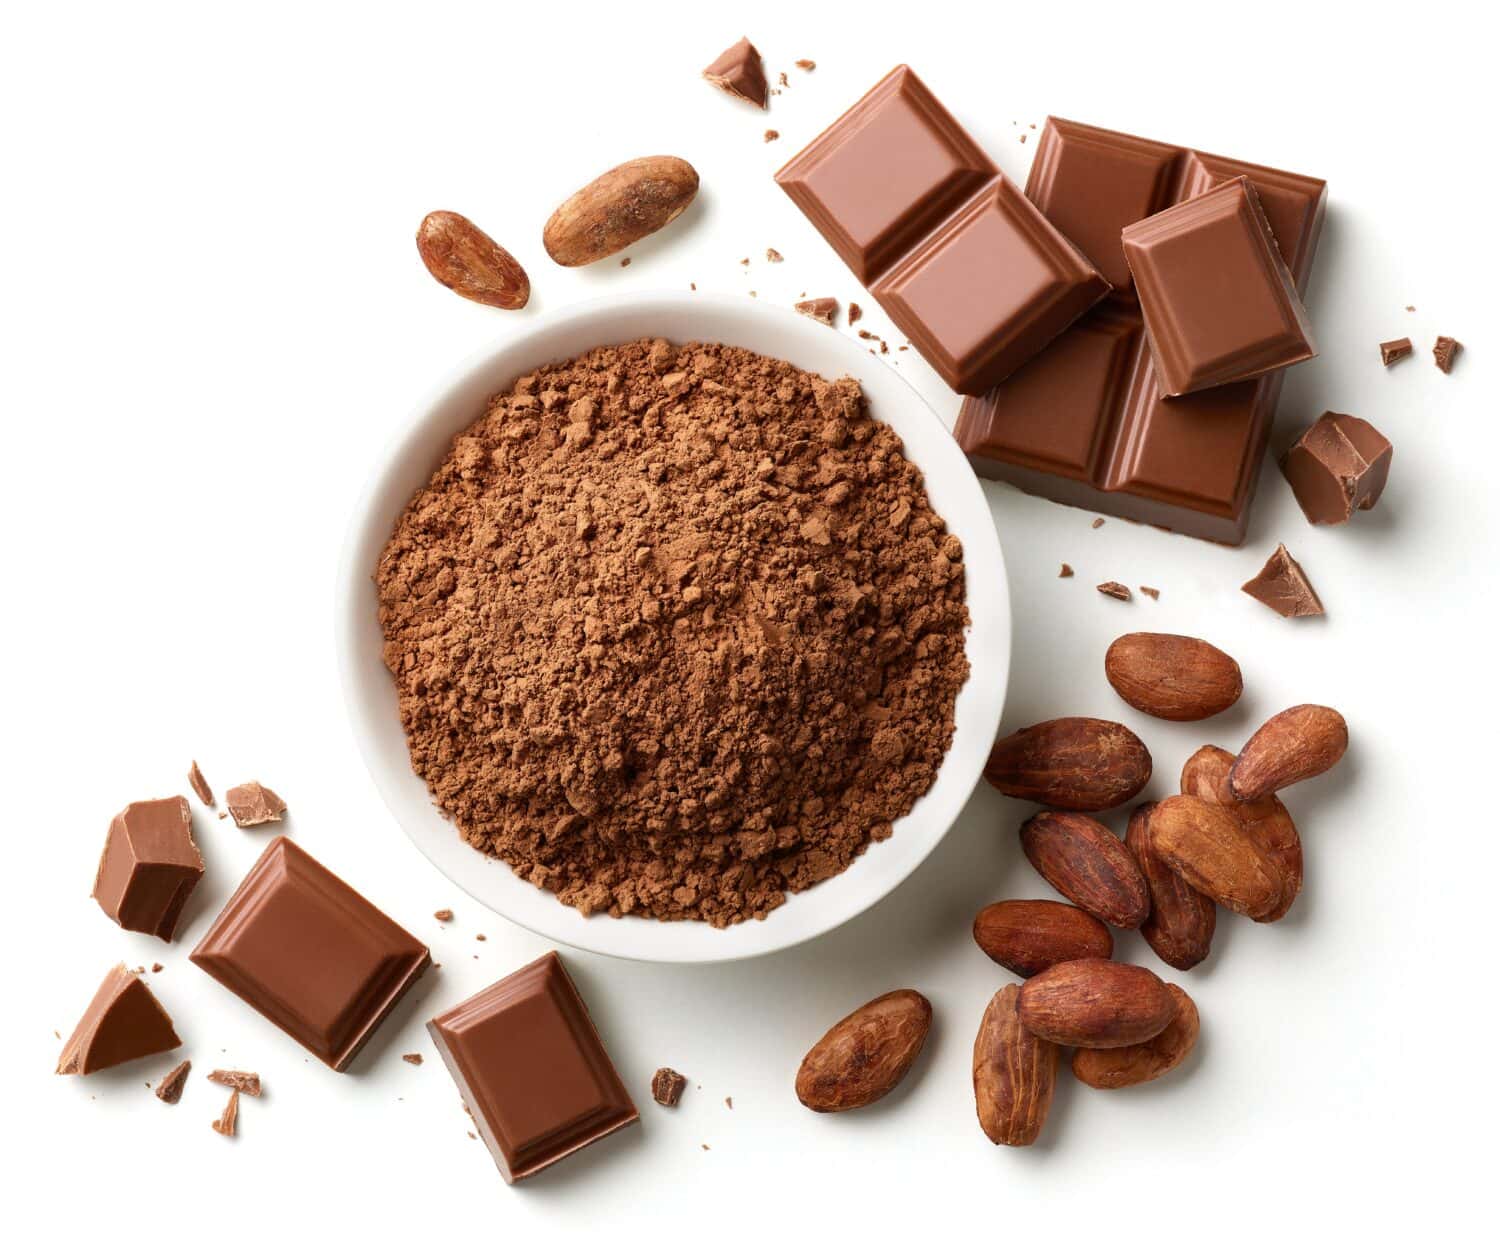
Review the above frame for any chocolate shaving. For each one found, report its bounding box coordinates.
[1379,337,1413,366]
[1433,335,1462,373]
[403,1053,424,1066]
[795,297,838,326]
[224,782,286,828]
[188,760,214,807]
[155,1059,191,1104]
[651,1067,687,1107]
[211,1089,240,1137]
[1058,563,1074,578]
[1241,543,1325,618]
[1096,582,1132,601]
[702,37,768,109]
[207,1069,262,1097]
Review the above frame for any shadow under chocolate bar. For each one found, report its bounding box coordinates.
[954,117,1327,544]
[776,67,1109,395]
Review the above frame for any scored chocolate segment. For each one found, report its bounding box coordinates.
[190,836,430,1071]
[776,67,1108,394]
[956,117,1327,544]
[776,66,995,285]
[1123,177,1316,396]
[872,178,1111,394]
[427,952,638,1184]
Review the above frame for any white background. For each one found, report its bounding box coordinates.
[3,1,1495,1235]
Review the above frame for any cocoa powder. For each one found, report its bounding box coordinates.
[376,338,969,926]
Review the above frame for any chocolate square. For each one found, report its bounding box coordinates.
[428,952,638,1184]
[190,836,429,1070]
[1122,177,1316,396]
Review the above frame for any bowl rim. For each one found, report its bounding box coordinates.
[336,290,1010,963]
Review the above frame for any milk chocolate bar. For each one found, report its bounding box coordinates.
[955,118,1327,544]
[428,953,638,1183]
[190,836,429,1071]
[776,68,1109,394]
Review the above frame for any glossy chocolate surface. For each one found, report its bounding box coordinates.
[777,68,1107,393]
[92,796,204,942]
[1280,411,1392,524]
[428,952,638,1184]
[57,964,181,1075]
[956,118,1327,543]
[190,836,429,1071]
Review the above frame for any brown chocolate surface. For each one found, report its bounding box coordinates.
[1242,543,1324,618]
[190,836,430,1071]
[776,67,1108,393]
[651,1067,687,1107]
[427,953,638,1184]
[1379,337,1413,366]
[1280,412,1392,524]
[92,796,204,942]
[956,117,1327,544]
[702,37,767,109]
[207,1069,262,1096]
[1433,335,1462,373]
[1122,177,1316,396]
[224,781,286,827]
[155,1058,191,1104]
[57,964,181,1075]
[794,296,838,325]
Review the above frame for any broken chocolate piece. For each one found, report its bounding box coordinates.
[434,909,454,922]
[428,952,638,1183]
[1433,335,1462,373]
[795,297,838,325]
[1091,518,1105,529]
[92,797,204,942]
[1058,563,1074,578]
[795,58,816,71]
[848,302,863,324]
[155,1059,191,1104]
[1096,581,1132,601]
[766,247,783,262]
[1140,586,1161,600]
[57,964,182,1075]
[703,37,767,109]
[207,1069,262,1097]
[652,1067,687,1107]
[224,782,286,827]
[402,1052,424,1066]
[212,1089,240,1137]
[1280,411,1393,524]
[1379,337,1413,366]
[1242,543,1325,618]
[188,761,214,807]
[764,129,779,143]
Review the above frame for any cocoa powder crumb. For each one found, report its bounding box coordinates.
[376,338,970,927]
[652,1067,687,1106]
[1097,582,1132,601]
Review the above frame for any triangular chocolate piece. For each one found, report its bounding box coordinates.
[1242,543,1325,618]
[57,964,181,1075]
[702,37,767,109]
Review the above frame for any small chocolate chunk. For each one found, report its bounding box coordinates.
[1433,335,1462,373]
[188,761,215,807]
[764,129,779,143]
[1280,411,1392,524]
[795,59,816,71]
[1140,586,1160,600]
[434,909,454,922]
[207,1069,262,1097]
[155,1059,192,1104]
[766,248,783,263]
[93,797,204,942]
[702,37,767,109]
[1091,517,1105,529]
[1058,563,1074,578]
[652,1067,687,1107]
[795,297,838,326]
[212,1089,240,1138]
[225,782,286,827]
[847,302,863,325]
[1379,337,1413,366]
[58,964,182,1075]
[403,1053,424,1066]
[1242,543,1324,618]
[1096,582,1132,601]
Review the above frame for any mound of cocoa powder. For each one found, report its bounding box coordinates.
[376,338,969,926]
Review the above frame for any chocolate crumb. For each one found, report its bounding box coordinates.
[1059,563,1073,578]
[188,761,214,807]
[848,302,863,324]
[620,257,631,268]
[155,1059,191,1105]
[1406,305,1416,312]
[403,1053,424,1066]
[211,1089,240,1138]
[1096,582,1132,601]
[766,248,783,263]
[1140,586,1160,600]
[218,812,227,820]
[702,38,768,109]
[739,257,750,266]
[208,1070,262,1097]
[1091,517,1105,529]
[764,129,779,143]
[1433,335,1462,373]
[1019,133,1027,143]
[690,282,697,291]
[151,963,163,973]
[795,59,816,71]
[434,909,454,922]
[652,1067,687,1107]
[467,1131,476,1140]
[224,782,286,828]
[1242,543,1325,618]
[795,297,838,326]
[1379,337,1413,366]
[475,933,486,941]
[725,1096,733,1109]
[778,71,789,88]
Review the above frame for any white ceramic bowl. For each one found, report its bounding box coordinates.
[337,292,1010,963]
